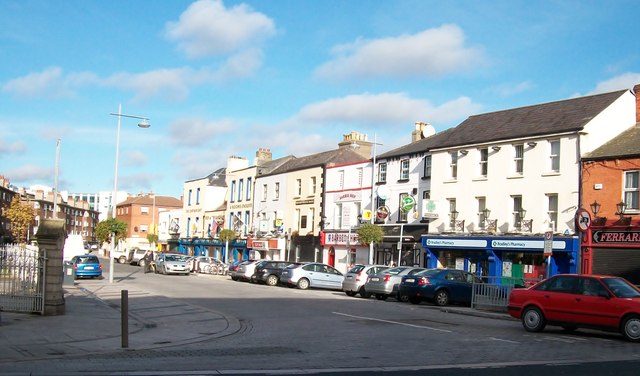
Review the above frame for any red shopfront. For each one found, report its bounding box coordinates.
[582,221,640,285]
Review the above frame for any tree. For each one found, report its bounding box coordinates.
[146,233,159,248]
[95,218,128,245]
[356,223,383,246]
[3,196,34,244]
[218,229,236,243]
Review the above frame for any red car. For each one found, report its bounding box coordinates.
[508,274,640,342]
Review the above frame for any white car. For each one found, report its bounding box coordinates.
[154,253,190,275]
[234,259,265,282]
[280,262,344,290]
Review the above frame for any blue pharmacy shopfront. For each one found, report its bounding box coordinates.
[421,235,579,280]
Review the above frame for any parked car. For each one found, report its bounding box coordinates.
[508,274,640,342]
[342,264,389,298]
[227,260,245,276]
[188,256,224,273]
[234,259,264,282]
[128,247,150,266]
[67,254,102,279]
[280,262,344,290]
[398,268,482,306]
[154,253,190,275]
[365,266,427,301]
[229,260,254,281]
[251,261,296,286]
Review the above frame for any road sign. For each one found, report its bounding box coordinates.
[544,230,553,257]
[576,209,591,232]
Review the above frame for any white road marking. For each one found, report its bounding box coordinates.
[489,336,520,344]
[333,312,452,333]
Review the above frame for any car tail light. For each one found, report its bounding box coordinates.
[356,271,364,282]
[417,277,430,285]
[383,275,391,282]
[99,264,103,270]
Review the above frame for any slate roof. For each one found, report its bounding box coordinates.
[256,155,296,176]
[120,195,182,207]
[432,89,628,150]
[377,127,456,159]
[584,125,640,160]
[264,147,370,176]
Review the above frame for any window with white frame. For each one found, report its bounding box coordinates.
[423,155,432,178]
[512,195,523,228]
[275,182,280,200]
[238,179,243,202]
[479,148,488,177]
[309,208,315,232]
[398,193,408,222]
[230,181,236,203]
[140,206,149,214]
[262,184,267,201]
[296,179,302,196]
[378,163,387,183]
[335,203,343,229]
[196,188,200,204]
[624,171,639,210]
[547,194,558,231]
[310,176,317,194]
[188,189,192,205]
[294,209,301,231]
[477,197,487,228]
[514,144,524,175]
[400,159,410,180]
[549,140,560,172]
[448,199,457,228]
[338,170,344,189]
[246,177,252,201]
[357,167,363,187]
[450,152,458,179]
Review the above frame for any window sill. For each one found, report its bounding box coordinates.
[397,179,410,183]
[375,181,387,185]
[421,176,431,180]
[472,177,488,182]
[542,171,561,177]
[443,179,458,184]
[507,174,524,179]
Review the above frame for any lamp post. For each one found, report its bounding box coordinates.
[108,104,150,283]
[150,192,156,252]
[369,134,382,264]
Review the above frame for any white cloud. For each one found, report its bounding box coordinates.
[104,68,192,101]
[288,92,481,126]
[2,67,68,98]
[168,118,236,146]
[123,150,148,167]
[315,24,485,80]
[0,140,27,155]
[165,0,276,59]
[6,164,52,182]
[587,73,640,95]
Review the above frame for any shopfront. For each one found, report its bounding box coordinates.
[581,222,640,285]
[421,235,579,279]
[247,237,286,260]
[320,230,367,273]
[178,237,248,262]
[373,225,425,267]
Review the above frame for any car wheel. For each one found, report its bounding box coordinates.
[359,287,371,299]
[375,294,387,301]
[118,256,127,264]
[266,275,278,286]
[397,294,409,302]
[408,296,421,305]
[345,291,357,297]
[297,278,310,290]
[621,315,640,342]
[434,290,449,306]
[521,306,546,332]
[231,276,239,281]
[139,259,146,268]
[162,266,168,275]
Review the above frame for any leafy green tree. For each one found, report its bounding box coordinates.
[218,229,236,243]
[3,196,34,244]
[356,223,383,246]
[95,218,128,245]
[146,233,159,247]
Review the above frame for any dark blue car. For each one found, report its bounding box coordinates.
[398,268,481,306]
[69,254,102,279]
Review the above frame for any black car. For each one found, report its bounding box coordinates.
[251,261,296,286]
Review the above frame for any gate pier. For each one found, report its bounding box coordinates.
[36,220,66,316]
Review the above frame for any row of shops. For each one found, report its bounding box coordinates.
[168,217,640,284]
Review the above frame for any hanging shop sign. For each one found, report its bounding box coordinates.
[421,199,439,219]
[400,196,416,212]
[376,206,390,220]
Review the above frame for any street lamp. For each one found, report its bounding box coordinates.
[150,192,156,252]
[369,134,382,264]
[108,104,150,283]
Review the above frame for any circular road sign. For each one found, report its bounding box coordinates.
[400,196,416,212]
[576,209,591,232]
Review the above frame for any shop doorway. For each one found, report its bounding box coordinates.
[328,247,335,267]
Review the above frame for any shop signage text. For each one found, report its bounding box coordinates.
[252,240,268,250]
[593,231,640,243]
[425,239,487,248]
[296,199,314,205]
[323,232,360,246]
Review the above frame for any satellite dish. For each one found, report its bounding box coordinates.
[422,123,435,138]
[376,185,390,200]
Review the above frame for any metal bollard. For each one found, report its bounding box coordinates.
[121,290,128,348]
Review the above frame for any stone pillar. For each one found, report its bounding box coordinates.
[35,220,66,316]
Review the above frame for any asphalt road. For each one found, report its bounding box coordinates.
[9,261,640,375]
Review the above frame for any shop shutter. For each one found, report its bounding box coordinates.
[592,248,640,284]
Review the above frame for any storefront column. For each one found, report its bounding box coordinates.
[424,247,438,268]
[486,249,501,278]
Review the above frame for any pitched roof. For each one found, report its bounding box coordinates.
[584,125,640,160]
[120,195,182,208]
[265,147,370,176]
[377,128,456,159]
[434,89,628,149]
[256,155,296,176]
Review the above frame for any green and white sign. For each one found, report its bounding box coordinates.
[400,196,416,212]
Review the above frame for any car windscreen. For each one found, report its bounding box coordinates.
[602,278,640,298]
[348,265,365,273]
[77,256,99,264]
[416,269,441,277]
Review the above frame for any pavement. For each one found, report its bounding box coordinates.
[0,273,511,366]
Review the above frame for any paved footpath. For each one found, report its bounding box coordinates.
[0,280,241,367]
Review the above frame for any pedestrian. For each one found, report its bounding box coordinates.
[143,251,153,273]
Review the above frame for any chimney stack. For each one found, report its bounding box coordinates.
[255,148,273,165]
[412,122,426,143]
[634,84,640,124]
[338,131,372,158]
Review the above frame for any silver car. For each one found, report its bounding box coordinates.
[154,253,190,275]
[280,262,344,290]
[365,266,427,301]
[342,264,389,298]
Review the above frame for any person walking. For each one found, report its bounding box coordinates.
[143,251,153,273]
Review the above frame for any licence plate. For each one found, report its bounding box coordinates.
[346,276,353,279]
[370,277,379,282]
[84,266,94,270]
[405,278,415,283]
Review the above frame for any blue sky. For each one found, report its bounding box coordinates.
[1,0,639,199]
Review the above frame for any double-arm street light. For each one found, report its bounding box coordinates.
[108,104,150,283]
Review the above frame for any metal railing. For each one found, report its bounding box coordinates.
[471,276,538,312]
[0,244,46,314]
